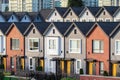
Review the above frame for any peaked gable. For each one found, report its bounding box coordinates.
[8,14,19,22]
[21,14,31,22]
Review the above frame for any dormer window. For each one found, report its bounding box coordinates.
[70,12,72,16]
[74,29,77,34]
[53,29,55,34]
[103,11,105,15]
[86,12,88,15]
[37,16,39,20]
[25,16,26,20]
[12,16,14,20]
[55,12,57,16]
[33,29,35,34]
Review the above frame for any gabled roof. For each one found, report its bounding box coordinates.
[43,22,72,36]
[33,22,50,35]
[2,12,16,21]
[96,6,119,17]
[65,22,94,36]
[64,7,84,17]
[0,22,11,34]
[86,22,119,36]
[87,7,101,16]
[46,7,68,19]
[6,22,31,35]
[40,9,53,20]
[104,6,119,16]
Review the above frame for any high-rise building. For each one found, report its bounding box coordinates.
[60,0,68,7]
[83,0,120,7]
[9,0,41,12]
[0,0,8,12]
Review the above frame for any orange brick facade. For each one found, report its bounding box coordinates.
[86,25,110,75]
[6,25,24,72]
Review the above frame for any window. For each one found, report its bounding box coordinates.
[70,12,72,15]
[105,19,110,22]
[25,16,26,20]
[10,57,14,68]
[92,40,104,53]
[103,11,105,15]
[0,36,3,53]
[69,39,81,53]
[100,62,104,75]
[55,12,57,16]
[33,29,35,34]
[115,40,120,55]
[86,12,88,15]
[76,60,81,74]
[29,38,39,51]
[74,29,77,34]
[29,58,34,70]
[47,37,59,54]
[11,16,14,20]
[53,29,55,34]
[11,39,19,50]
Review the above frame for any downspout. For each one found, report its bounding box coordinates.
[109,37,111,76]
[43,36,45,72]
[24,37,25,70]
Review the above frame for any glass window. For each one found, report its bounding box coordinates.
[76,60,81,74]
[11,39,19,50]
[11,57,14,68]
[29,39,39,51]
[115,40,120,54]
[93,40,104,53]
[100,62,104,75]
[69,39,81,53]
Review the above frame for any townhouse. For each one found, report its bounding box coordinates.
[86,22,119,75]
[64,22,94,74]
[24,22,50,71]
[0,23,11,71]
[6,23,30,72]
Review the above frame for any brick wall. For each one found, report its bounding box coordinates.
[80,75,120,80]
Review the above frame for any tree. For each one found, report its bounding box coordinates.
[68,0,84,7]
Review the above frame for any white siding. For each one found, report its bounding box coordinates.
[21,15,31,22]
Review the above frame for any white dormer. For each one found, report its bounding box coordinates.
[79,9,95,22]
[46,10,63,22]
[8,15,19,22]
[21,15,31,22]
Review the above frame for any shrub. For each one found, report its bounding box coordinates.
[79,68,84,74]
[3,71,11,76]
[61,77,76,80]
[36,66,42,71]
[103,71,108,76]
[0,72,4,80]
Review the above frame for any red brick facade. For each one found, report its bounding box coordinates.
[6,24,24,72]
[86,25,110,75]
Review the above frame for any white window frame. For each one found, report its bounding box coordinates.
[11,38,19,50]
[80,18,86,22]
[47,37,59,55]
[69,39,81,53]
[76,59,81,74]
[29,57,34,70]
[100,62,104,75]
[92,40,104,53]
[0,35,3,53]
[97,18,104,22]
[115,40,120,55]
[114,18,120,22]
[28,38,39,52]
[88,18,95,22]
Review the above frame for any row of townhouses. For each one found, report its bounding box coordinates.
[1,6,120,22]
[0,22,120,77]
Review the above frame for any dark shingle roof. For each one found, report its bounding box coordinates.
[87,7,101,16]
[98,22,119,36]
[53,22,72,35]
[40,9,52,20]
[75,22,95,35]
[14,22,31,35]
[71,7,84,16]
[2,12,14,21]
[55,7,68,16]
[33,22,50,34]
[104,6,119,16]
[0,22,11,34]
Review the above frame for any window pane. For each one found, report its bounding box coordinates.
[70,40,80,53]
[29,39,39,51]
[12,39,19,50]
[116,41,120,53]
[77,61,80,69]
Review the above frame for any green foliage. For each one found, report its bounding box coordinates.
[68,0,84,7]
[36,66,42,71]
[103,71,108,76]
[79,68,84,74]
[3,71,11,76]
[0,71,4,80]
[0,64,4,69]
[61,77,76,80]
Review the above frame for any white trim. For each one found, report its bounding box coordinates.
[105,18,111,22]
[29,57,35,70]
[76,59,81,74]
[28,38,40,52]
[69,39,81,53]
[115,40,120,55]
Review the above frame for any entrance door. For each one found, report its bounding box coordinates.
[67,61,71,74]
[112,63,117,76]
[89,62,93,75]
[29,57,35,70]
